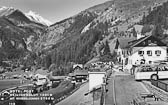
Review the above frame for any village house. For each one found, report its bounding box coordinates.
[69,64,88,83]
[33,69,51,83]
[126,35,167,66]
[114,37,136,65]
[134,25,145,39]
[127,25,145,40]
[73,64,83,71]
[69,70,88,83]
[74,70,88,82]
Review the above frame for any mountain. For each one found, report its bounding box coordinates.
[1,0,167,72]
[0,7,47,65]
[25,11,52,26]
[0,6,52,26]
[35,0,167,70]
[140,1,168,45]
[0,6,16,16]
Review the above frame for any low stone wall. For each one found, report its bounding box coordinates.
[143,81,168,102]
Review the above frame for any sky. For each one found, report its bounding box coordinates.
[0,0,108,24]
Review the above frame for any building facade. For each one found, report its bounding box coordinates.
[127,35,167,65]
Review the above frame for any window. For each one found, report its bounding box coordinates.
[148,40,151,44]
[138,51,144,56]
[147,50,152,56]
[154,41,157,44]
[155,50,161,56]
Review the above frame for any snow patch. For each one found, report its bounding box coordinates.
[81,23,91,33]
[0,6,14,11]
[24,35,34,51]
[0,6,16,16]
[25,11,52,26]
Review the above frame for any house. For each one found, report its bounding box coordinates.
[69,69,88,83]
[134,25,145,39]
[33,70,54,90]
[34,69,50,76]
[127,35,167,66]
[73,64,83,71]
[74,70,88,82]
[49,75,67,83]
[34,69,50,83]
[114,37,136,65]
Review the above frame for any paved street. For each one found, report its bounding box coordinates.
[56,82,93,105]
[105,71,150,105]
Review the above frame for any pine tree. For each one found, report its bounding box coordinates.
[103,40,111,55]
[152,24,164,39]
[132,27,137,37]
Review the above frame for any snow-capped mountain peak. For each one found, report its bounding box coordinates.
[25,11,52,26]
[0,6,16,16]
[0,6,15,11]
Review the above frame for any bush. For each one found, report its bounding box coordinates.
[52,82,60,88]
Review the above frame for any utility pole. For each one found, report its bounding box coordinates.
[92,88,95,105]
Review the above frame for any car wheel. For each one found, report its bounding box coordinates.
[151,74,158,80]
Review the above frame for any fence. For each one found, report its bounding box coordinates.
[151,79,168,92]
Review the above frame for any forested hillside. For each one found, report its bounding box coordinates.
[38,12,110,69]
[0,8,46,66]
[1,0,167,76]
[35,0,167,74]
[140,1,168,44]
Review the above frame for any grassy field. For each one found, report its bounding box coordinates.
[19,80,74,105]
[0,79,21,91]
[44,80,74,99]
[0,78,32,92]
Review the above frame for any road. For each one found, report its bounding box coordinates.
[105,71,150,105]
[56,82,91,105]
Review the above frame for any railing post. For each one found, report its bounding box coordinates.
[156,80,158,87]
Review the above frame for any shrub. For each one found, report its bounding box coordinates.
[52,82,60,88]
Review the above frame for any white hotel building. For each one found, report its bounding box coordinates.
[127,35,167,65]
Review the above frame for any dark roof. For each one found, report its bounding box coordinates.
[35,69,50,75]
[127,36,147,48]
[115,37,136,49]
[128,37,145,45]
[127,35,166,48]
[49,76,66,81]
[74,70,88,76]
[73,64,83,69]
